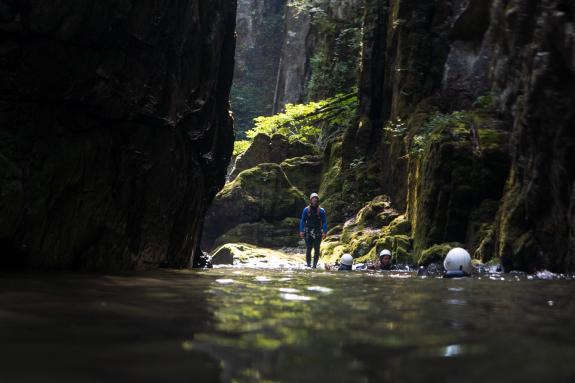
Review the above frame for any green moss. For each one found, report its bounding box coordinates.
[204,163,307,248]
[319,140,345,222]
[353,195,399,229]
[407,104,509,256]
[418,242,462,266]
[385,215,412,236]
[280,155,322,196]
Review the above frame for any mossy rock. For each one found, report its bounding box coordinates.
[319,140,344,223]
[203,163,306,249]
[280,155,323,196]
[230,133,317,179]
[409,107,509,254]
[353,195,399,229]
[385,215,412,236]
[211,243,304,266]
[213,218,300,249]
[418,242,463,266]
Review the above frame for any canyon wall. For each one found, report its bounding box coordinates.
[346,0,574,271]
[233,0,286,135]
[0,0,236,270]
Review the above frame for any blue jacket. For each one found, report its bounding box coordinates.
[299,206,327,234]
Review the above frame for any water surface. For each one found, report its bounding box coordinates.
[1,269,574,382]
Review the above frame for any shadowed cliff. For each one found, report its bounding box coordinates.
[0,1,237,270]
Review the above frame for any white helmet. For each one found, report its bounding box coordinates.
[340,253,353,266]
[444,247,472,274]
[310,193,320,200]
[379,249,392,257]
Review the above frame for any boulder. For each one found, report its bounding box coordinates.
[230,133,316,179]
[202,163,306,250]
[280,155,323,196]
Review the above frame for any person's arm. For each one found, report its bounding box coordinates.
[299,207,308,236]
[320,208,328,235]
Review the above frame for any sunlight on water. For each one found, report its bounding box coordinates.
[1,268,575,383]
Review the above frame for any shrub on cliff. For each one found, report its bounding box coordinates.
[234,93,357,156]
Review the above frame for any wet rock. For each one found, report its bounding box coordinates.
[0,1,236,270]
[210,242,304,267]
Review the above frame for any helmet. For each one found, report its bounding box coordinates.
[340,253,353,266]
[379,249,392,257]
[310,193,320,200]
[444,247,472,274]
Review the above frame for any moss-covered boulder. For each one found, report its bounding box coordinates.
[351,195,399,229]
[202,163,306,249]
[212,218,300,249]
[418,242,463,266]
[210,243,305,267]
[230,133,316,179]
[384,215,412,236]
[280,155,323,196]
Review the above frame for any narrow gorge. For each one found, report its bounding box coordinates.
[206,0,575,274]
[1,1,575,383]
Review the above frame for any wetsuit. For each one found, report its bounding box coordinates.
[299,205,327,268]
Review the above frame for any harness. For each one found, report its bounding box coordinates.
[307,205,321,218]
[305,205,322,239]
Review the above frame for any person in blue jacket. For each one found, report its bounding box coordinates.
[299,193,327,268]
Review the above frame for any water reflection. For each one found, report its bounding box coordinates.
[192,269,575,383]
[1,270,575,383]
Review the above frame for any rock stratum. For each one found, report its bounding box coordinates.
[0,1,236,270]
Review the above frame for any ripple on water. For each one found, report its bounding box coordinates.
[280,293,314,301]
[215,279,235,284]
[278,288,300,293]
[306,286,333,294]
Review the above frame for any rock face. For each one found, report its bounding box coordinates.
[0,1,236,270]
[342,0,575,272]
[487,0,575,272]
[233,0,286,134]
[273,0,363,111]
[272,3,313,111]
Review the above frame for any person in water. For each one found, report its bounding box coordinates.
[324,253,354,271]
[443,247,473,278]
[368,249,394,270]
[299,193,327,268]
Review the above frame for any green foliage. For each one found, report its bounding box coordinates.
[238,93,357,153]
[233,140,251,157]
[473,94,495,110]
[410,111,470,157]
[288,0,362,101]
[306,27,362,99]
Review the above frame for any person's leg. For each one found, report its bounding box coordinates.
[312,237,321,268]
[305,236,312,267]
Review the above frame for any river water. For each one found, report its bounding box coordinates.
[1,268,575,383]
